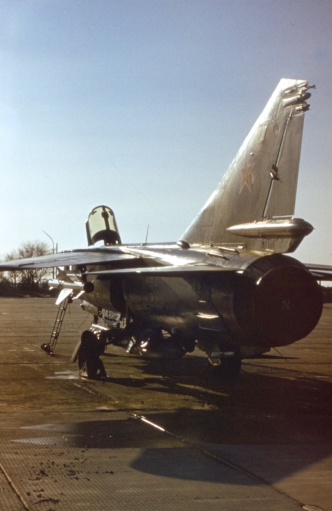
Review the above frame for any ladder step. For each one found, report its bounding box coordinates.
[42,296,70,354]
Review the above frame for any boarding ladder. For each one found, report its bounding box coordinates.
[41,296,71,355]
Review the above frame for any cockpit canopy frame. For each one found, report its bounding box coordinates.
[86,205,121,246]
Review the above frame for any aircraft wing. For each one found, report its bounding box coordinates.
[85,260,332,279]
[86,264,234,277]
[0,248,137,270]
[305,263,332,281]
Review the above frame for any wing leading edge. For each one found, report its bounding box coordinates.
[0,248,137,270]
[85,264,233,277]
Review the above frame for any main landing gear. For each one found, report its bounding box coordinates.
[71,330,107,380]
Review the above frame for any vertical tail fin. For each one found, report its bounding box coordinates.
[182,79,312,251]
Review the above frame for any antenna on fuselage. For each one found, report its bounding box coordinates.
[145,224,150,244]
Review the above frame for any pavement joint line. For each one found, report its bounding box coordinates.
[130,413,305,508]
[71,381,103,396]
[0,460,30,511]
[42,374,104,396]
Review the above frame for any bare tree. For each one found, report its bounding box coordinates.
[3,241,51,291]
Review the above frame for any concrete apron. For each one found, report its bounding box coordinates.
[0,411,306,511]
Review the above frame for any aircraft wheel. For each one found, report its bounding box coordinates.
[80,357,106,379]
[71,339,82,364]
[73,330,107,379]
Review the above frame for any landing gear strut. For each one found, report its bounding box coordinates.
[72,330,107,379]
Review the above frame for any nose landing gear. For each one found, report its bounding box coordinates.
[71,330,107,379]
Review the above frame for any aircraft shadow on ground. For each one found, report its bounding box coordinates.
[13,358,332,485]
[103,354,332,443]
[14,390,332,485]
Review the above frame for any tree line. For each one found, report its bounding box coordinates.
[0,241,52,295]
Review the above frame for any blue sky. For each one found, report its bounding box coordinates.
[1,0,332,264]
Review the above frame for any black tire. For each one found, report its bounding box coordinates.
[75,330,107,378]
[80,357,106,379]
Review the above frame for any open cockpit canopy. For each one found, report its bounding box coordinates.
[86,205,121,246]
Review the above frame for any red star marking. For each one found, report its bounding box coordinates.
[239,161,255,193]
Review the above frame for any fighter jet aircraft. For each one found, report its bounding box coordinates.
[2,78,331,380]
